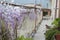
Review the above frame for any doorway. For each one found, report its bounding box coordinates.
[43,11,48,16]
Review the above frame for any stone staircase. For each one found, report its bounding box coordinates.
[33,18,53,40]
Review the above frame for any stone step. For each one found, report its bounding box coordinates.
[34,19,53,40]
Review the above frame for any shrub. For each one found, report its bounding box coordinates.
[16,35,33,40]
[45,18,60,40]
[45,28,60,40]
[52,18,60,28]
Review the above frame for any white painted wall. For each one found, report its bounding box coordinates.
[36,9,42,26]
[51,0,56,20]
[51,0,60,19]
[17,9,42,37]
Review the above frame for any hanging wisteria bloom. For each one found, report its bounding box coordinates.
[29,9,37,20]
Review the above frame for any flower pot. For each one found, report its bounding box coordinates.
[55,34,60,40]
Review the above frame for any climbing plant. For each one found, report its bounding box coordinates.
[0,19,10,40]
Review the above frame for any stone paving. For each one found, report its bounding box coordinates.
[34,19,53,40]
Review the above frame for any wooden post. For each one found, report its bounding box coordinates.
[34,0,37,30]
[14,18,18,40]
[55,0,58,19]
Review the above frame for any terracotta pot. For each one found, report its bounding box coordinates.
[55,34,60,40]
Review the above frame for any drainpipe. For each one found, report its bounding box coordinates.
[59,0,60,17]
[55,0,58,19]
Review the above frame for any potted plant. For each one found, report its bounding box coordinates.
[52,18,60,40]
[45,28,60,40]
[52,18,60,30]
[45,18,60,40]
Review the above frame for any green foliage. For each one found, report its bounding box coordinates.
[45,28,60,40]
[45,18,60,40]
[52,18,60,27]
[16,35,33,40]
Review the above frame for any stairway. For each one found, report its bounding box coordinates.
[33,18,53,40]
